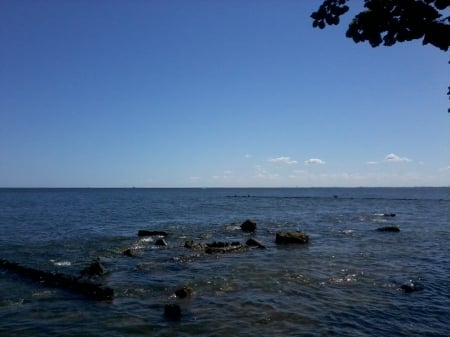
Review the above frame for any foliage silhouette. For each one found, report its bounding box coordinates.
[311,0,450,111]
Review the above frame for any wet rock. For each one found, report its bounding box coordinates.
[122,248,134,257]
[0,259,114,301]
[79,259,106,278]
[155,238,168,247]
[175,285,193,298]
[383,213,396,217]
[275,231,309,244]
[184,240,247,254]
[138,230,168,237]
[205,241,246,254]
[246,238,266,249]
[240,219,257,233]
[376,226,400,232]
[184,240,206,250]
[400,280,424,293]
[164,303,182,320]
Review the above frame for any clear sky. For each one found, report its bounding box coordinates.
[1,0,449,188]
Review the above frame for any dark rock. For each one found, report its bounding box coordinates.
[0,259,113,301]
[400,280,424,293]
[240,219,257,232]
[205,241,246,254]
[275,231,309,244]
[376,226,400,232]
[246,238,266,249]
[383,213,396,217]
[155,238,168,247]
[164,304,182,320]
[184,240,206,250]
[206,241,241,248]
[185,240,247,254]
[79,259,106,278]
[138,230,168,237]
[175,285,193,298]
[122,248,134,257]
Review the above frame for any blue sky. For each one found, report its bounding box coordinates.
[1,0,449,187]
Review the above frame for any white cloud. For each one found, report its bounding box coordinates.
[189,176,201,182]
[269,156,298,165]
[367,161,378,165]
[384,153,411,163]
[244,154,252,159]
[304,158,325,165]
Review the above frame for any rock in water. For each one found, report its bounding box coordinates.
[376,226,400,232]
[138,230,168,237]
[205,241,245,254]
[175,285,193,298]
[0,259,114,301]
[275,231,309,244]
[241,219,257,232]
[122,248,134,257]
[400,280,424,293]
[246,238,266,249]
[155,238,168,246]
[164,304,182,320]
[79,259,106,278]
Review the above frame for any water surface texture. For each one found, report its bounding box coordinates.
[0,188,449,336]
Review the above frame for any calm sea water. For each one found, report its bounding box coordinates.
[0,188,449,336]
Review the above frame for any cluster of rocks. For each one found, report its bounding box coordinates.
[0,214,408,319]
[122,231,169,257]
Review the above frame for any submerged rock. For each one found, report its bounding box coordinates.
[275,231,309,244]
[164,303,182,320]
[400,280,424,293]
[184,240,206,250]
[174,285,193,298]
[155,238,168,247]
[205,241,246,254]
[122,248,134,257]
[79,259,107,278]
[245,238,266,249]
[184,240,247,254]
[138,230,168,237]
[240,219,257,233]
[0,259,113,301]
[376,226,400,232]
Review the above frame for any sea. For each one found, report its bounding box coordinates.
[0,187,449,337]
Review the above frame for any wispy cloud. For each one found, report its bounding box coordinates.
[367,153,412,165]
[304,158,325,165]
[213,170,234,180]
[269,156,298,165]
[253,165,280,180]
[384,153,411,163]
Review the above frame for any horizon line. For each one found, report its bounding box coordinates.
[1,186,449,189]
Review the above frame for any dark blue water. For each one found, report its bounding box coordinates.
[0,188,449,336]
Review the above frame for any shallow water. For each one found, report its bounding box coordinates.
[0,188,449,336]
